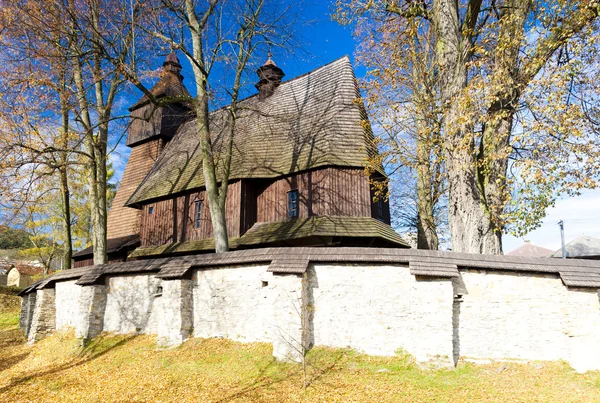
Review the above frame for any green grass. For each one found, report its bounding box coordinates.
[1,328,600,402]
[0,312,19,330]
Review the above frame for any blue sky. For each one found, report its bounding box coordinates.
[108,1,600,254]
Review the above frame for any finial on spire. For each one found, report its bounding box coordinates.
[264,49,276,66]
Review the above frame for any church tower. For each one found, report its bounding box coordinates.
[106,53,192,242]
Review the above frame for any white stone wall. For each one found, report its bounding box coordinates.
[193,265,303,350]
[456,270,600,372]
[21,261,600,372]
[103,274,163,334]
[309,264,454,364]
[28,288,55,343]
[55,280,83,331]
[157,279,193,347]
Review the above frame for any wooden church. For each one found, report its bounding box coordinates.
[73,54,408,267]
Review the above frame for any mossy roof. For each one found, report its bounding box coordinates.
[239,216,409,247]
[127,216,409,259]
[126,56,381,207]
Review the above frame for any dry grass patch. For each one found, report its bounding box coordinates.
[0,289,21,314]
[1,324,600,402]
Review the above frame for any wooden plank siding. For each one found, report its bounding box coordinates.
[140,198,175,247]
[138,168,385,248]
[140,181,242,247]
[256,168,372,223]
[73,255,127,268]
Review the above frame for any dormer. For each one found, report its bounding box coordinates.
[126,53,192,147]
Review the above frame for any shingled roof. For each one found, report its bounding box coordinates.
[73,234,140,259]
[19,247,600,296]
[239,216,408,247]
[551,235,600,259]
[127,216,409,259]
[126,56,380,207]
[129,54,191,111]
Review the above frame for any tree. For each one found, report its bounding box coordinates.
[337,0,600,254]
[64,0,138,264]
[0,226,33,250]
[340,5,446,249]
[0,0,141,265]
[0,1,80,268]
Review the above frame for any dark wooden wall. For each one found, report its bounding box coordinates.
[255,168,372,223]
[140,181,241,247]
[138,168,387,248]
[73,255,127,268]
[127,104,188,147]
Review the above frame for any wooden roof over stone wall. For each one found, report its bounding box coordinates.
[20,247,600,296]
[127,216,410,258]
[126,56,381,207]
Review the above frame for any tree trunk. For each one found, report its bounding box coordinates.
[93,133,108,264]
[416,140,439,250]
[444,144,503,254]
[432,0,500,253]
[59,69,72,270]
[59,165,72,270]
[186,0,229,253]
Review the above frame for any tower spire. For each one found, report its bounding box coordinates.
[255,54,284,99]
[163,52,183,78]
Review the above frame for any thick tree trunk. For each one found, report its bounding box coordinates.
[444,144,503,254]
[432,0,502,253]
[186,0,229,253]
[93,135,108,264]
[415,140,439,250]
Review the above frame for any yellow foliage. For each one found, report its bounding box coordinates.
[1,326,600,402]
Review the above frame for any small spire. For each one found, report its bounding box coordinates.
[255,53,284,99]
[264,50,276,66]
[163,52,182,77]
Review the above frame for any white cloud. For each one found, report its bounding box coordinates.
[504,189,600,253]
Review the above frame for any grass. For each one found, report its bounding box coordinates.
[0,312,19,330]
[1,320,600,403]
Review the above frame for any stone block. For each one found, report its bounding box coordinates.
[76,285,107,342]
[28,288,56,344]
[157,279,193,347]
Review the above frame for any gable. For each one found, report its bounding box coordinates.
[126,57,381,207]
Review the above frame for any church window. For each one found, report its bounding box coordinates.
[194,200,203,228]
[376,199,384,222]
[287,190,298,218]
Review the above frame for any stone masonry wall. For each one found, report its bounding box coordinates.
[193,265,304,361]
[19,262,600,372]
[28,288,55,343]
[55,280,83,331]
[103,274,163,334]
[309,264,454,365]
[19,292,37,336]
[157,279,193,347]
[76,285,107,341]
[455,269,600,372]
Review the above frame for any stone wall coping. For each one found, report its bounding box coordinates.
[18,246,600,296]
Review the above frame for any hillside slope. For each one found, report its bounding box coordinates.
[1,325,600,402]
